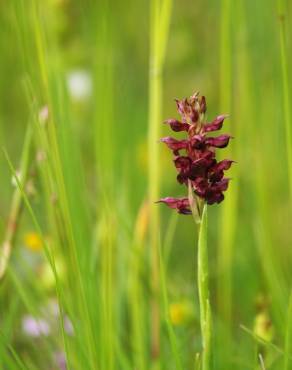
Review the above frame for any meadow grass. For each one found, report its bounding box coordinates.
[0,1,292,369]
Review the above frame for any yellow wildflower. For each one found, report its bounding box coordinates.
[253,311,274,342]
[169,301,192,326]
[24,232,42,252]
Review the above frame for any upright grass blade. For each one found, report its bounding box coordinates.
[194,353,201,370]
[91,30,118,365]
[158,240,183,370]
[254,154,287,330]
[0,123,33,279]
[0,335,29,370]
[197,205,212,370]
[2,147,70,369]
[129,201,148,370]
[29,2,100,367]
[258,353,266,370]
[284,292,292,370]
[216,2,236,368]
[148,0,172,363]
[217,0,235,333]
[278,0,292,198]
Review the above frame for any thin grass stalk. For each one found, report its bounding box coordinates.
[196,205,212,370]
[148,1,162,359]
[158,240,183,370]
[0,124,33,280]
[240,325,289,359]
[284,292,292,370]
[18,4,98,366]
[148,0,172,362]
[130,202,148,370]
[258,354,266,370]
[3,148,70,370]
[99,212,115,370]
[31,3,99,367]
[278,0,292,199]
[1,339,29,370]
[130,243,146,370]
[217,2,234,363]
[254,161,287,329]
[92,2,116,368]
[194,353,201,370]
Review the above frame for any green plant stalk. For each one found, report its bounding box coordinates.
[148,66,162,362]
[218,0,234,344]
[92,2,116,367]
[240,324,292,359]
[254,159,287,329]
[148,0,172,362]
[3,147,70,370]
[158,240,183,370]
[130,208,147,370]
[194,353,201,370]
[130,244,146,370]
[284,292,292,370]
[148,2,162,359]
[31,3,99,367]
[0,124,33,280]
[196,205,212,370]
[100,213,115,370]
[278,0,292,199]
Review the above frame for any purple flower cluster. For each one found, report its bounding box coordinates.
[158,92,234,215]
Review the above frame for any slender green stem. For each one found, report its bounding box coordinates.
[217,3,234,362]
[158,241,183,370]
[197,205,212,370]
[3,147,70,370]
[284,292,292,370]
[148,0,172,362]
[0,124,33,280]
[278,0,292,199]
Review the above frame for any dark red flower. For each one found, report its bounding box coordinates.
[174,156,192,184]
[205,134,232,148]
[161,137,188,155]
[203,115,227,132]
[164,119,189,132]
[157,92,234,215]
[208,160,234,183]
[204,179,230,205]
[156,197,192,214]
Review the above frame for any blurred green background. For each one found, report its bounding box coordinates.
[0,0,292,369]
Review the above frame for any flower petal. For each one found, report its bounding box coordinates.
[156,197,192,215]
[205,134,232,148]
[205,191,225,204]
[208,159,234,182]
[161,137,188,154]
[164,119,189,132]
[190,134,206,150]
[212,159,234,172]
[174,156,191,170]
[200,96,207,113]
[203,115,228,132]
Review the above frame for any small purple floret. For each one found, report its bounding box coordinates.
[157,197,192,215]
[22,315,50,337]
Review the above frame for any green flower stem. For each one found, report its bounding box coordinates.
[196,205,212,370]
